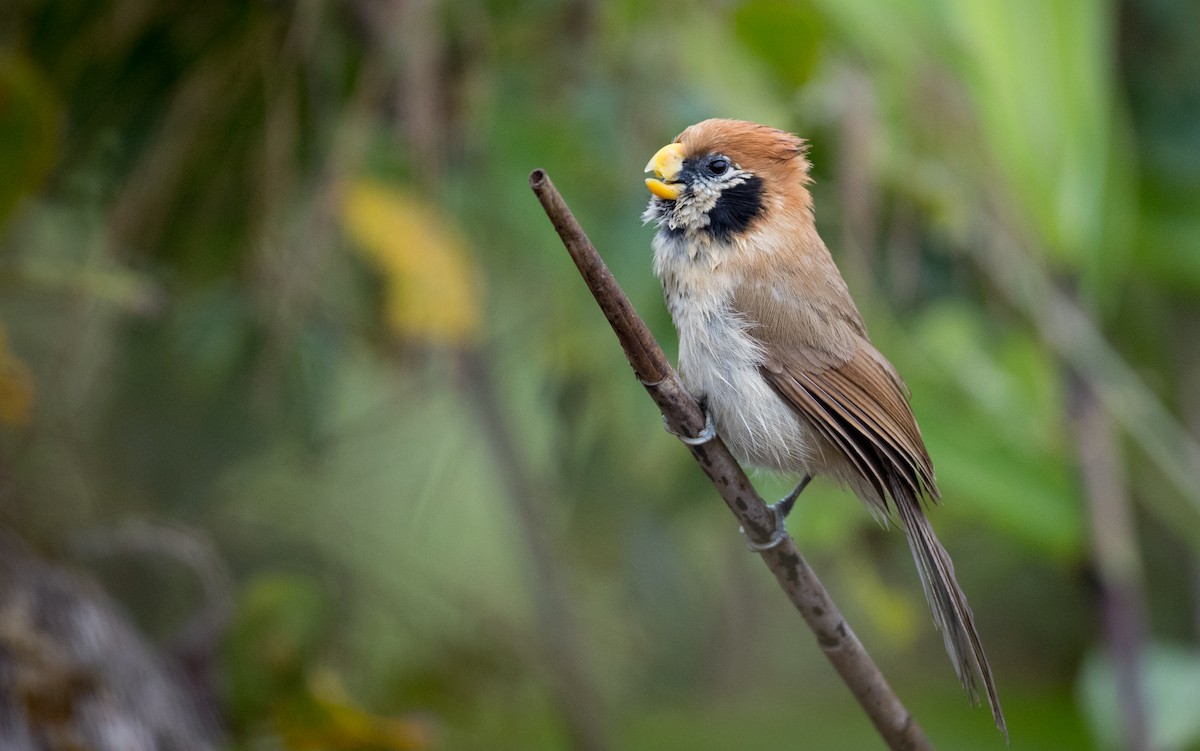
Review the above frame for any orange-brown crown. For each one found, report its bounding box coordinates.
[675,119,810,181]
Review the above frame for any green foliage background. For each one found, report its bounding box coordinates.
[2,1,1199,749]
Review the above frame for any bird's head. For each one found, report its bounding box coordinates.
[642,118,812,241]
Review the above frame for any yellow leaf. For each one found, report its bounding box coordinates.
[0,325,33,426]
[341,181,482,344]
[272,668,433,750]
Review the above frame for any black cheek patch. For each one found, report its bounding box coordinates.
[707,176,764,241]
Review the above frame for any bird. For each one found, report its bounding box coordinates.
[642,118,1006,737]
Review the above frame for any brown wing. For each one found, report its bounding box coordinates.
[763,345,938,509]
[733,275,938,511]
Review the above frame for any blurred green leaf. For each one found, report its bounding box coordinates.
[734,1,825,89]
[910,303,1084,558]
[226,572,334,722]
[1134,212,1200,296]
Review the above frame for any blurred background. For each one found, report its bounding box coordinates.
[1,0,1199,749]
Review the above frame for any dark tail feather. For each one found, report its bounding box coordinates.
[895,493,1008,742]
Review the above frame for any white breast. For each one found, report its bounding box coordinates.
[652,233,817,472]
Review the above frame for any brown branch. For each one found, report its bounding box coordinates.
[530,169,934,751]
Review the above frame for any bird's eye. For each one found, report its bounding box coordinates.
[708,158,729,176]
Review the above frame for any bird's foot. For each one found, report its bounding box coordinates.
[663,408,716,446]
[742,500,791,551]
[741,476,811,552]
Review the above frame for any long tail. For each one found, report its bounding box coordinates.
[895,492,1008,741]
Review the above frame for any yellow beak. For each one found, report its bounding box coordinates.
[644,142,686,200]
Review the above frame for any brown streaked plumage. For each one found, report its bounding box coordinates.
[643,118,1007,738]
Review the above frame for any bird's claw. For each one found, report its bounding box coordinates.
[741,499,791,552]
[663,409,716,446]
